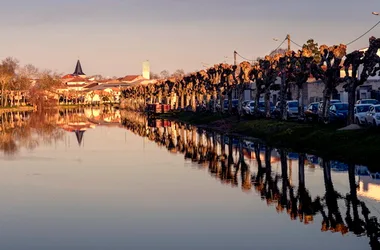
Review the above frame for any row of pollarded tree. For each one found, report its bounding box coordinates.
[120,112,380,249]
[121,37,380,125]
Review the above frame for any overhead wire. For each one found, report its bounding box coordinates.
[235,52,254,62]
[235,19,380,63]
[289,20,380,48]
[345,20,380,46]
[235,36,287,63]
[290,39,303,48]
[273,37,287,52]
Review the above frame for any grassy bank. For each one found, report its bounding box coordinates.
[157,111,380,170]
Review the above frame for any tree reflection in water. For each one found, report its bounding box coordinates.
[0,110,65,155]
[121,111,380,250]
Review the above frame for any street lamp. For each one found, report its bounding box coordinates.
[372,12,379,16]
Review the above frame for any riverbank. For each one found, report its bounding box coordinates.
[157,111,380,169]
[0,103,118,112]
[0,106,35,113]
[50,103,118,109]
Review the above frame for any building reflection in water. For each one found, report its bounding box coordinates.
[0,107,122,152]
[1,109,379,249]
[120,110,380,250]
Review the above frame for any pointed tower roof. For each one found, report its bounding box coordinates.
[73,60,85,76]
[74,130,85,146]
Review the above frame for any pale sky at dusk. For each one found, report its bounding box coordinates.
[0,0,379,77]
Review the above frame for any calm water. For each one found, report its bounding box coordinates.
[0,108,379,250]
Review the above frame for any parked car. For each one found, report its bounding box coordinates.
[245,101,274,116]
[243,101,255,115]
[356,99,379,105]
[318,99,342,122]
[318,99,341,110]
[257,101,274,116]
[223,99,239,112]
[304,102,320,122]
[242,100,250,109]
[365,104,380,126]
[271,101,299,119]
[208,100,220,111]
[271,101,281,118]
[354,104,372,125]
[327,102,348,124]
[286,100,299,119]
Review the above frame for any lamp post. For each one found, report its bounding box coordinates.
[273,36,291,51]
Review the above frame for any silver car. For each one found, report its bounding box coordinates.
[365,104,380,126]
[286,100,299,119]
[354,104,372,125]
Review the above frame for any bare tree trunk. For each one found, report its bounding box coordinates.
[228,89,233,114]
[297,85,305,120]
[264,88,271,118]
[206,94,211,111]
[1,85,5,107]
[191,93,196,111]
[180,91,184,110]
[185,94,190,108]
[198,93,204,105]
[347,85,356,125]
[280,74,287,120]
[321,88,332,121]
[212,91,217,113]
[255,88,261,115]
[174,93,178,110]
[157,92,162,104]
[237,85,244,117]
[219,88,225,114]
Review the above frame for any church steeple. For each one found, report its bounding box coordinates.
[73,59,85,76]
[74,130,85,146]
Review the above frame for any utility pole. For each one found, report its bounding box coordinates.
[233,50,237,65]
[287,34,291,52]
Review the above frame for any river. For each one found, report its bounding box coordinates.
[0,108,379,250]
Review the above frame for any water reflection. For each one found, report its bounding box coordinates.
[121,111,380,250]
[0,107,121,155]
[0,110,64,155]
[1,109,379,249]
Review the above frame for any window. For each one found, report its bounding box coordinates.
[288,101,298,108]
[356,105,371,113]
[335,103,348,110]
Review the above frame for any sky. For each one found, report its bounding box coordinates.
[0,0,379,77]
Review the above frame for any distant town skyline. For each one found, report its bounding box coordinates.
[0,0,379,77]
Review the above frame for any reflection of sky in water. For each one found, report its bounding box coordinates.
[0,125,376,249]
